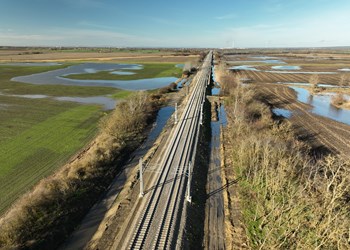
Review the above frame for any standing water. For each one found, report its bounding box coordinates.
[290,86,350,125]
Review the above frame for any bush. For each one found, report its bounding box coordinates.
[331,93,346,107]
[221,70,350,249]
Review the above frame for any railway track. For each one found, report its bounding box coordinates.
[120,52,213,250]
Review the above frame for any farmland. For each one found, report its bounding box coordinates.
[0,103,101,214]
[0,49,195,215]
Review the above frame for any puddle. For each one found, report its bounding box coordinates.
[119,65,143,70]
[211,65,221,95]
[110,71,136,75]
[0,62,62,66]
[219,104,228,126]
[266,70,337,74]
[210,104,227,163]
[276,82,348,88]
[175,64,184,68]
[272,65,301,70]
[273,108,292,118]
[251,56,276,60]
[0,92,116,110]
[262,59,286,64]
[212,87,220,96]
[12,62,178,90]
[229,58,286,64]
[338,68,350,72]
[84,68,98,73]
[145,106,175,142]
[229,65,258,71]
[290,86,350,125]
[176,78,188,89]
[13,94,48,99]
[54,96,116,110]
[230,65,337,75]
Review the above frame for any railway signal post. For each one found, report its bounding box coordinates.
[186,161,192,203]
[139,158,144,197]
[175,103,178,125]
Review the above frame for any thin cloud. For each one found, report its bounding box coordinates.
[215,13,238,20]
[0,28,158,47]
[150,17,183,26]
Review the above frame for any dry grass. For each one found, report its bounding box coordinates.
[339,74,349,87]
[309,74,320,94]
[0,92,161,249]
[220,67,350,249]
[331,93,347,107]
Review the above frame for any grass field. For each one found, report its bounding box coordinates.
[64,63,182,80]
[0,64,124,97]
[0,60,184,215]
[0,101,102,214]
[0,64,121,214]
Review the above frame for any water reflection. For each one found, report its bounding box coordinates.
[175,64,184,68]
[110,71,136,75]
[272,65,301,70]
[273,108,292,118]
[0,92,116,110]
[54,96,116,110]
[277,82,347,88]
[145,106,175,142]
[290,86,350,125]
[229,65,258,71]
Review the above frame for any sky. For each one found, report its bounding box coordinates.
[1,0,350,48]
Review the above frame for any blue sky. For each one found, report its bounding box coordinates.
[1,0,350,48]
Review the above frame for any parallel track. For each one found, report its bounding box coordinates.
[126,52,213,249]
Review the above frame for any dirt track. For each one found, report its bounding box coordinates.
[259,84,350,157]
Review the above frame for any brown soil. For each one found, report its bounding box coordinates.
[0,50,199,63]
[259,84,350,157]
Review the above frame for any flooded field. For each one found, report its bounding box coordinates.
[0,92,116,110]
[12,63,178,90]
[290,86,350,125]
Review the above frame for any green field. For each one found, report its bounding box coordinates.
[0,64,117,214]
[0,62,181,214]
[0,98,102,214]
[0,64,126,97]
[65,63,182,81]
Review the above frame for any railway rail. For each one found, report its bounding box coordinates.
[118,51,213,250]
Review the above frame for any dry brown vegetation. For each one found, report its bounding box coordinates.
[0,91,161,249]
[309,74,320,93]
[339,74,349,86]
[219,66,350,249]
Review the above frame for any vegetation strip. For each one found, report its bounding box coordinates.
[217,59,350,249]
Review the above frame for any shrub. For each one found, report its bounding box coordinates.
[331,93,346,107]
[222,70,350,249]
